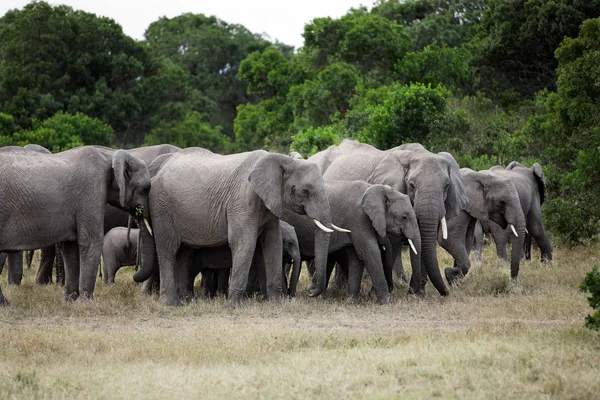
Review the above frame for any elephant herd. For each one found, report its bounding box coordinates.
[0,140,552,307]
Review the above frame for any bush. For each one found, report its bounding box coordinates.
[580,266,600,330]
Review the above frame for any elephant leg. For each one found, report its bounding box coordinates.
[55,244,65,286]
[325,257,337,290]
[176,247,195,302]
[36,245,55,285]
[78,238,103,300]
[245,258,260,297]
[227,225,258,306]
[528,217,552,262]
[102,252,120,284]
[141,269,160,295]
[217,269,230,297]
[0,285,8,306]
[524,231,532,260]
[7,252,23,285]
[59,241,80,301]
[346,248,364,301]
[472,221,484,263]
[331,263,347,291]
[306,260,315,277]
[258,219,283,301]
[26,250,35,269]
[360,244,390,305]
[0,253,7,275]
[489,223,509,262]
[440,213,473,286]
[392,249,408,283]
[254,248,268,298]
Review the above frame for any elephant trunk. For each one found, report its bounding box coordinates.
[415,195,449,296]
[133,218,156,283]
[509,208,527,279]
[307,193,332,297]
[288,251,302,297]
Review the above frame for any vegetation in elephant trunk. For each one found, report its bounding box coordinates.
[416,199,449,296]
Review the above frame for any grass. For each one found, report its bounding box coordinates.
[1,243,599,399]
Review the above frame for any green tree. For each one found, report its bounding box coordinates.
[580,266,600,330]
[468,0,600,99]
[0,2,149,145]
[14,111,113,152]
[0,112,18,145]
[290,125,342,158]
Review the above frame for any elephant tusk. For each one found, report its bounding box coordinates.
[331,223,351,233]
[313,219,333,233]
[144,218,153,237]
[441,217,448,240]
[408,239,418,255]
[510,224,518,237]
[525,228,529,234]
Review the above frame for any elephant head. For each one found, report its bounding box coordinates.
[361,184,422,293]
[248,154,333,297]
[369,147,468,295]
[111,150,152,231]
[461,168,526,277]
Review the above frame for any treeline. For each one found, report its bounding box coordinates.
[0,0,599,242]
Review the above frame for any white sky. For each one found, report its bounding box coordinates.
[1,0,373,49]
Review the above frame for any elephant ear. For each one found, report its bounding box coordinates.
[361,185,389,237]
[249,153,287,218]
[112,150,140,208]
[438,152,469,220]
[148,153,175,179]
[506,161,523,170]
[369,151,410,193]
[462,170,488,221]
[532,163,546,204]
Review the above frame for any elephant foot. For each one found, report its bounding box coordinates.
[444,267,467,286]
[64,290,80,302]
[36,277,52,285]
[160,294,182,307]
[407,287,425,298]
[307,283,323,298]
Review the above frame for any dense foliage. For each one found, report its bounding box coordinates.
[580,266,600,330]
[0,0,599,241]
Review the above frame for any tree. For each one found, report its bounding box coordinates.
[468,0,600,99]
[143,13,290,138]
[14,111,113,152]
[0,2,149,145]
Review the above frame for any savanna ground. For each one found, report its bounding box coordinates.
[1,243,599,399]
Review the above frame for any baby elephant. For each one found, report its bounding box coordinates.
[102,227,138,284]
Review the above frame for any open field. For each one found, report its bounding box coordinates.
[1,244,599,399]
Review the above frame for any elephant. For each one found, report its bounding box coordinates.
[0,145,151,305]
[0,252,23,285]
[475,162,552,264]
[132,148,333,306]
[104,222,301,299]
[31,144,181,285]
[102,227,139,284]
[439,168,527,284]
[314,140,468,296]
[284,182,421,303]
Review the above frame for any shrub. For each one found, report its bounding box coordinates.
[580,266,600,330]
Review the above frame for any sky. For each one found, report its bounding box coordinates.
[1,0,373,49]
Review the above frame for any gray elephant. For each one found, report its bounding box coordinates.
[284,182,421,303]
[440,168,526,284]
[0,146,151,305]
[31,144,181,285]
[102,227,139,283]
[132,148,333,306]
[0,252,23,285]
[314,140,468,296]
[475,162,552,264]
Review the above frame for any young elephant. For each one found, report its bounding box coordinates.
[284,182,421,303]
[102,227,139,284]
[440,168,526,284]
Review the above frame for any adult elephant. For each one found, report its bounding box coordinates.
[284,182,421,303]
[478,162,552,263]
[440,168,526,284]
[0,252,23,285]
[0,146,151,305]
[132,148,333,306]
[31,144,181,285]
[315,140,468,296]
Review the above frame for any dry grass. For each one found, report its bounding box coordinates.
[1,243,599,399]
